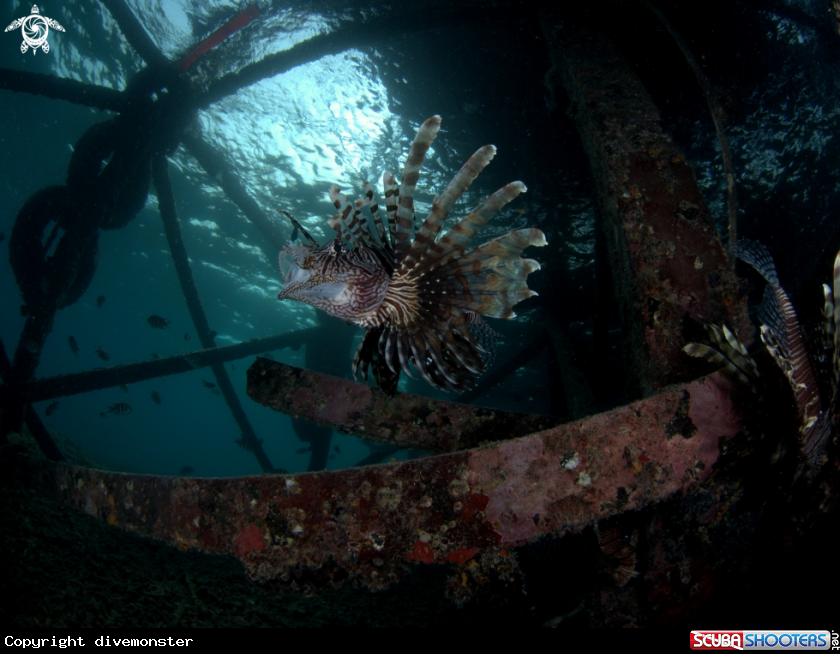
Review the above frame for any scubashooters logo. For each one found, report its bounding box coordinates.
[690,630,832,650]
[5,5,65,55]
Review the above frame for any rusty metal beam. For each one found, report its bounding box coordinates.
[546,20,751,397]
[16,370,744,592]
[246,357,562,454]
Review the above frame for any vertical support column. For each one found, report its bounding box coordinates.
[545,21,750,397]
[152,156,276,473]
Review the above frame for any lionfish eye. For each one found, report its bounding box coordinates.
[333,239,343,254]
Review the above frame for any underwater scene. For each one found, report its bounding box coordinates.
[1,0,838,628]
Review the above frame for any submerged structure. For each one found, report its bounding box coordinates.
[0,0,838,628]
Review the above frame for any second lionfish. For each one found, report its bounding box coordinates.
[685,239,837,478]
[277,116,546,394]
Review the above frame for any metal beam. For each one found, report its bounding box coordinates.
[15,370,744,591]
[546,21,751,397]
[246,357,562,454]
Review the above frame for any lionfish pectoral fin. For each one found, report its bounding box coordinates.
[683,341,757,392]
[355,328,400,395]
[353,327,400,396]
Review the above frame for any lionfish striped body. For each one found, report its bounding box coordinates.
[277,116,546,394]
[734,239,836,476]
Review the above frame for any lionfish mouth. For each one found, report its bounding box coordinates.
[277,245,317,300]
[278,247,304,289]
[277,243,348,306]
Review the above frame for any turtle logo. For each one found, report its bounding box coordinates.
[5,5,65,55]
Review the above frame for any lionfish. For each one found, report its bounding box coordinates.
[277,116,546,394]
[685,239,837,478]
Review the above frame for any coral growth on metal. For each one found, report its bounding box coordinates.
[20,369,743,592]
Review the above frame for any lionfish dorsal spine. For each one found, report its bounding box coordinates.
[393,116,442,261]
[409,181,528,281]
[327,185,358,248]
[363,181,389,248]
[382,171,400,252]
[400,144,497,274]
[349,197,371,247]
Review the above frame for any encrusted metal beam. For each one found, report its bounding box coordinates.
[16,371,744,592]
[546,20,751,397]
[246,358,562,454]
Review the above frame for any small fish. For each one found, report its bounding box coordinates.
[210,388,222,396]
[179,466,195,475]
[296,446,311,454]
[202,379,216,389]
[184,332,190,341]
[119,384,129,393]
[94,345,110,361]
[45,401,59,416]
[234,435,263,452]
[68,335,79,357]
[99,412,107,418]
[107,402,132,415]
[96,295,105,308]
[150,351,162,360]
[150,390,162,404]
[334,445,341,454]
[22,339,39,354]
[184,353,203,368]
[276,116,545,394]
[147,315,170,329]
